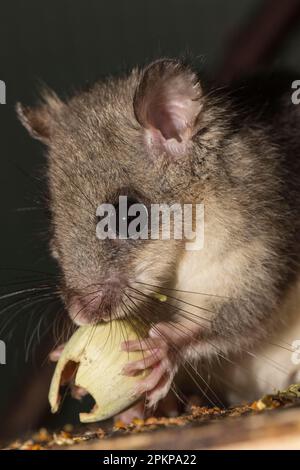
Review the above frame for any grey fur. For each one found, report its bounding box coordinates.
[17,59,300,402]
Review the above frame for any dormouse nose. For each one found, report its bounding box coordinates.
[67,279,124,325]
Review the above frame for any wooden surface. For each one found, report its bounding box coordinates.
[6,388,300,450]
[64,404,300,450]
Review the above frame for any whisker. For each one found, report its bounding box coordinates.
[131,286,295,360]
[55,165,95,213]
[133,285,220,319]
[136,280,235,300]
[0,286,60,302]
[0,267,58,277]
[122,295,149,366]
[0,278,59,290]
[130,286,212,324]
[128,289,289,382]
[125,293,224,408]
[0,294,59,339]
[24,299,60,362]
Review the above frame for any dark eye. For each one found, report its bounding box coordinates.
[96,196,149,239]
[115,197,148,238]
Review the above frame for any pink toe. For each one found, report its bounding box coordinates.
[135,363,165,395]
[122,349,163,376]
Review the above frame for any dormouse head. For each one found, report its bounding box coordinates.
[17,59,217,325]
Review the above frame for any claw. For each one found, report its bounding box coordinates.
[120,322,182,409]
[121,337,165,353]
[122,349,163,376]
[115,401,145,425]
[120,319,196,411]
[135,362,167,395]
[146,375,174,408]
[71,386,88,400]
[49,344,65,362]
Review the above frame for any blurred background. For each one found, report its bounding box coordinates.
[0,0,300,441]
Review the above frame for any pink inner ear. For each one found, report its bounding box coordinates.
[134,60,203,157]
[148,94,200,142]
[138,72,202,146]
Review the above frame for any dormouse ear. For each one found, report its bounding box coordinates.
[16,91,63,145]
[134,59,203,158]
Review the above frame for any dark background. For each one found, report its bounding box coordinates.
[0,0,300,440]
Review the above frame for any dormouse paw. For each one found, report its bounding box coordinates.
[49,344,66,362]
[121,322,179,408]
